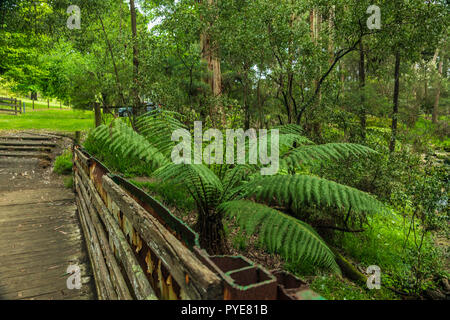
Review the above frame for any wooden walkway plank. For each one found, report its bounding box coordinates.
[0,133,96,300]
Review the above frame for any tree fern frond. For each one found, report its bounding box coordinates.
[152,164,223,211]
[136,110,187,157]
[274,124,306,136]
[219,200,340,273]
[88,120,169,170]
[221,164,259,201]
[282,143,376,168]
[238,175,384,214]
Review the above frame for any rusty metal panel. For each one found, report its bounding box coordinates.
[194,248,277,300]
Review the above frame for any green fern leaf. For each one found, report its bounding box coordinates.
[219,200,340,273]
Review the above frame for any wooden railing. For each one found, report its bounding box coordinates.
[73,145,324,300]
[0,97,22,115]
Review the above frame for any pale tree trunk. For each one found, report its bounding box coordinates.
[307,8,322,136]
[200,0,224,127]
[328,6,335,64]
[359,41,366,141]
[390,51,401,153]
[433,55,443,124]
[129,0,142,121]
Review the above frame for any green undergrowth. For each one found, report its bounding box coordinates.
[131,180,196,218]
[54,150,73,175]
[309,275,399,300]
[54,150,74,189]
[83,135,153,178]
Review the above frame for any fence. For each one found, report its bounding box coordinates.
[73,146,323,300]
[0,97,22,115]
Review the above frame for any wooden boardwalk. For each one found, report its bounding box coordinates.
[0,134,95,300]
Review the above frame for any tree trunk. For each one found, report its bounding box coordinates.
[197,212,227,255]
[129,0,142,121]
[257,78,264,129]
[359,41,366,141]
[328,6,335,64]
[243,70,250,130]
[433,58,443,124]
[390,51,401,153]
[98,15,127,108]
[94,103,102,127]
[200,0,225,127]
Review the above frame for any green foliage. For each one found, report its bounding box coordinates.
[0,109,93,132]
[335,212,448,295]
[135,110,187,157]
[53,150,73,175]
[282,143,376,168]
[88,119,169,172]
[309,275,399,300]
[238,175,384,215]
[220,200,340,273]
[64,176,74,189]
[84,111,383,273]
[153,163,224,215]
[132,180,196,215]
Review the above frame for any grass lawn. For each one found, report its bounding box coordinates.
[20,98,71,110]
[0,109,95,132]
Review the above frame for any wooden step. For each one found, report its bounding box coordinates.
[0,136,54,141]
[0,152,51,160]
[0,145,52,152]
[0,141,57,148]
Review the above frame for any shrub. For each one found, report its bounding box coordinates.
[54,150,73,175]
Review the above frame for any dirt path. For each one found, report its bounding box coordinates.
[0,131,95,300]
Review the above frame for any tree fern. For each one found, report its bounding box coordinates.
[219,200,340,273]
[274,124,306,136]
[89,120,169,171]
[281,143,376,168]
[152,163,224,213]
[135,110,187,157]
[237,175,384,214]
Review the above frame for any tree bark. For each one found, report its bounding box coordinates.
[196,212,227,255]
[94,103,102,127]
[359,41,366,141]
[129,0,142,121]
[390,51,401,153]
[200,0,225,127]
[433,57,443,124]
[98,15,127,108]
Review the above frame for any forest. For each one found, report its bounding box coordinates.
[0,0,449,300]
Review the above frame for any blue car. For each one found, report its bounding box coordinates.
[118,103,161,117]
[118,107,132,117]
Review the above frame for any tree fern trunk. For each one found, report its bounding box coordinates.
[197,213,228,255]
